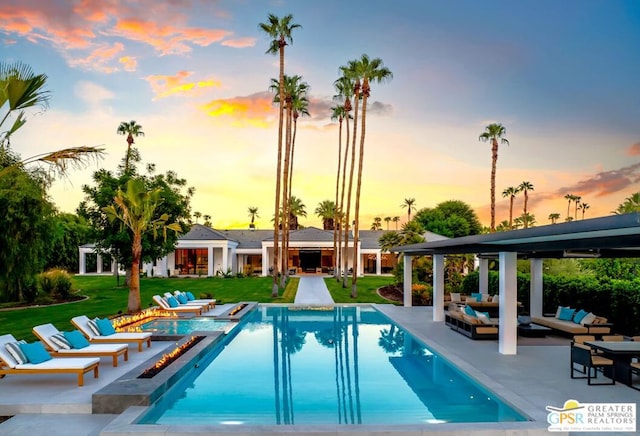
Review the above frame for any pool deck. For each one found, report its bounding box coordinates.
[0,305,637,435]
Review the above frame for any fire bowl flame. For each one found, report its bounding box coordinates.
[138,336,204,379]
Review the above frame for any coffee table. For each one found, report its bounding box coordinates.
[518,324,552,338]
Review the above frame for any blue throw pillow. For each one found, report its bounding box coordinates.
[471,292,482,301]
[573,309,589,324]
[63,330,90,349]
[177,293,188,304]
[464,305,477,316]
[96,318,116,336]
[167,296,179,308]
[186,291,195,301]
[19,341,52,364]
[558,307,576,321]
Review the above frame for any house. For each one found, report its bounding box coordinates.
[78,224,447,277]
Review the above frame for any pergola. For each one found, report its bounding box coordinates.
[392,213,640,355]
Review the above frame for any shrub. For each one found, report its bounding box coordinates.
[37,268,73,301]
[411,283,432,306]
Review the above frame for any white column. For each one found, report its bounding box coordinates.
[433,254,445,322]
[96,255,103,273]
[160,256,168,277]
[262,246,269,277]
[479,258,489,294]
[530,258,543,317]
[498,251,518,355]
[403,254,412,307]
[222,245,229,274]
[376,252,381,275]
[207,246,214,276]
[79,248,86,274]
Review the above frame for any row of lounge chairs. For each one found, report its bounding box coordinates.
[152,291,216,316]
[0,315,153,387]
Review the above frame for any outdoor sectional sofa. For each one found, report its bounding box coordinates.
[531,307,612,338]
[445,309,499,340]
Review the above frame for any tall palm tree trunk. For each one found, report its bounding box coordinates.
[523,192,529,228]
[281,105,293,287]
[351,87,368,298]
[128,232,142,312]
[490,138,498,232]
[333,118,343,278]
[338,104,351,282]
[343,87,359,288]
[272,45,285,297]
[508,196,514,229]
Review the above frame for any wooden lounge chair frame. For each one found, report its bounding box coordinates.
[0,334,99,386]
[153,295,203,315]
[33,324,128,367]
[71,315,152,352]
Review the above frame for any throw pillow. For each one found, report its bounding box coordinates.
[450,292,461,302]
[5,340,28,364]
[86,319,101,336]
[177,293,188,304]
[464,305,477,317]
[475,310,492,324]
[481,293,490,302]
[580,312,597,326]
[96,318,116,336]
[491,295,499,303]
[167,296,179,308]
[185,291,196,301]
[555,306,571,318]
[471,292,483,301]
[573,309,589,324]
[63,330,90,349]
[50,333,72,350]
[465,297,477,303]
[19,341,52,364]
[558,307,576,321]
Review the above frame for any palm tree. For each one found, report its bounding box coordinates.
[203,214,212,227]
[117,120,144,173]
[496,220,511,232]
[370,217,382,230]
[401,197,417,222]
[331,104,348,278]
[564,194,574,221]
[0,61,103,177]
[518,181,534,228]
[193,211,202,223]
[103,178,181,312]
[518,212,536,228]
[548,212,561,224]
[573,195,582,220]
[289,84,310,195]
[392,216,400,230]
[384,216,391,230]
[614,193,640,214]
[579,202,590,219]
[248,206,259,229]
[259,13,301,296]
[501,186,519,230]
[287,195,306,230]
[315,200,336,230]
[349,54,392,297]
[479,123,509,232]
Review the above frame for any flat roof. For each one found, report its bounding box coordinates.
[392,213,640,258]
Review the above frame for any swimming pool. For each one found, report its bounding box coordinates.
[139,318,234,335]
[140,306,527,426]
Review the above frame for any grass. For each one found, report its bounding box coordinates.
[324,275,397,304]
[1,275,396,342]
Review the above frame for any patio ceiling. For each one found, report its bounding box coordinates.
[392,213,640,259]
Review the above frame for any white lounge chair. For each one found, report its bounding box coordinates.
[0,334,99,386]
[152,295,203,315]
[164,292,213,310]
[33,323,128,367]
[173,291,216,309]
[71,315,153,352]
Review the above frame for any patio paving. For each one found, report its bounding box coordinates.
[0,305,637,435]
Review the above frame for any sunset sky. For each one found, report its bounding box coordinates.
[2,0,640,230]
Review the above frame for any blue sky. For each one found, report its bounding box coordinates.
[2,0,639,228]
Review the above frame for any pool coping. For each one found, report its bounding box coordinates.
[97,303,558,435]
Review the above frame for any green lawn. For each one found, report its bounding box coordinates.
[1,275,395,342]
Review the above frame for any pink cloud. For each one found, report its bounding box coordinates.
[221,37,256,48]
[145,71,222,100]
[626,142,640,156]
[67,42,124,72]
[119,56,137,72]
[199,91,277,127]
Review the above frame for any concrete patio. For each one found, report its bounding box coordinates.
[0,305,637,435]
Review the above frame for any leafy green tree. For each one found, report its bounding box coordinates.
[479,123,509,232]
[103,178,182,312]
[413,200,482,237]
[259,13,301,297]
[45,212,92,272]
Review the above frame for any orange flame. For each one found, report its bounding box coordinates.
[112,307,177,332]
[153,336,198,370]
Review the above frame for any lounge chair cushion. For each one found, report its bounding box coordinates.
[465,297,476,303]
[580,312,596,325]
[186,291,196,301]
[19,342,52,364]
[64,330,90,349]
[167,296,179,308]
[86,319,101,336]
[50,333,72,350]
[177,293,188,304]
[5,340,28,364]
[558,307,576,321]
[573,309,589,324]
[96,318,116,336]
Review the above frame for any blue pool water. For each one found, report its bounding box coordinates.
[141,306,527,426]
[139,318,233,335]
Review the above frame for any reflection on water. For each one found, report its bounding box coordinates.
[143,306,526,426]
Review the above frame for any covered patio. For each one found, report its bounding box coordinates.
[393,213,640,355]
